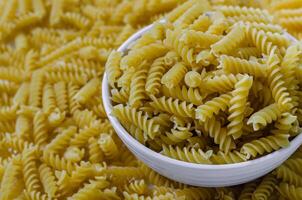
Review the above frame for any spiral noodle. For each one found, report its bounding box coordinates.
[239,182,258,200]
[111,88,129,104]
[165,29,195,66]
[112,104,160,139]
[189,14,211,31]
[252,174,277,200]
[211,24,245,56]
[201,119,235,152]
[67,83,80,115]
[275,164,302,187]
[46,126,77,154]
[46,71,88,85]
[196,93,232,122]
[163,85,203,105]
[4,135,33,153]
[129,67,148,108]
[121,43,168,69]
[38,163,58,198]
[72,109,97,128]
[161,62,188,89]
[161,145,212,164]
[150,96,195,118]
[42,151,75,174]
[267,52,293,111]
[219,55,267,77]
[42,83,56,114]
[33,111,48,147]
[278,183,302,200]
[165,0,200,22]
[180,30,221,48]
[74,78,99,105]
[214,5,270,18]
[246,27,279,56]
[283,158,302,175]
[22,147,42,192]
[71,120,112,147]
[226,14,271,24]
[0,80,18,94]
[54,82,68,113]
[203,74,242,94]
[227,75,253,139]
[240,134,290,158]
[271,113,297,135]
[235,47,261,59]
[145,57,168,96]
[125,179,147,195]
[0,105,17,120]
[210,150,246,164]
[106,50,122,88]
[98,133,119,160]
[247,103,282,131]
[29,70,44,107]
[161,128,193,145]
[88,137,104,164]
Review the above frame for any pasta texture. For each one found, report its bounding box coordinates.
[0,0,301,199]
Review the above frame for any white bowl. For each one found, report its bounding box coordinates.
[102,23,302,187]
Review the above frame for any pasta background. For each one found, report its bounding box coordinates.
[0,0,301,199]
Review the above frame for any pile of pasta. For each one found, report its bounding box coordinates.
[0,0,302,199]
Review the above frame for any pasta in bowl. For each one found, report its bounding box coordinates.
[102,4,302,187]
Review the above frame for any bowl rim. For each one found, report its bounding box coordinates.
[102,20,302,170]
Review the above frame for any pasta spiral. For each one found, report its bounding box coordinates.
[161,145,212,164]
[112,104,160,139]
[252,174,277,200]
[278,183,302,200]
[105,50,122,88]
[162,85,203,105]
[275,164,302,187]
[33,111,48,147]
[38,163,58,198]
[150,96,195,118]
[161,62,188,89]
[129,67,148,108]
[219,55,267,77]
[98,133,119,160]
[210,151,247,164]
[125,179,148,195]
[196,93,232,122]
[240,134,290,158]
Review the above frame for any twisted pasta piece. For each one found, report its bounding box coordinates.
[145,57,168,96]
[0,105,17,120]
[275,164,302,187]
[105,50,122,88]
[98,133,119,160]
[23,190,50,200]
[252,174,277,200]
[29,70,44,107]
[246,27,278,56]
[111,88,129,104]
[184,71,202,88]
[278,183,302,200]
[33,111,48,147]
[39,163,58,198]
[125,179,147,195]
[45,126,77,154]
[211,24,245,56]
[42,84,56,114]
[67,83,80,114]
[46,71,88,85]
[240,134,290,158]
[22,147,42,192]
[235,47,261,59]
[196,93,232,122]
[219,55,267,77]
[202,74,242,94]
[129,68,148,108]
[0,80,18,94]
[112,104,160,139]
[188,14,211,31]
[161,128,193,145]
[67,177,110,200]
[88,137,104,164]
[283,158,302,176]
[71,120,111,146]
[227,75,253,139]
[72,109,98,128]
[4,135,33,153]
[42,151,75,175]
[121,43,168,69]
[164,29,195,66]
[54,82,68,113]
[150,96,195,118]
[74,78,99,105]
[161,145,212,164]
[214,5,270,17]
[162,85,203,105]
[180,30,221,48]
[226,14,271,24]
[210,150,246,164]
[61,12,91,29]
[161,62,188,89]
[267,52,292,111]
[247,103,282,131]
[271,113,297,135]
[239,182,258,200]
[13,82,29,105]
[201,119,235,152]
[64,146,85,163]
[165,0,202,22]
